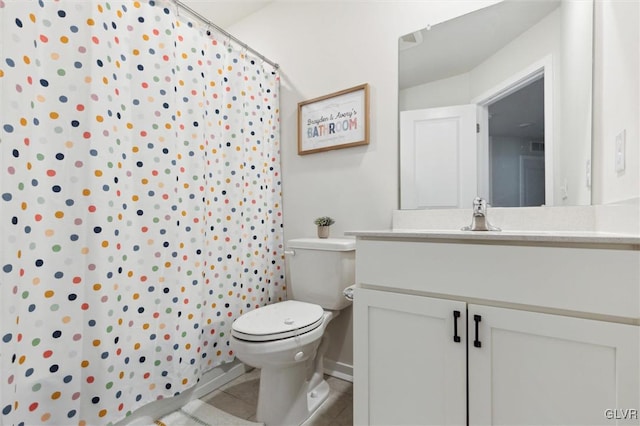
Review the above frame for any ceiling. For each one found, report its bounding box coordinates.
[179,0,274,29]
[399,0,560,90]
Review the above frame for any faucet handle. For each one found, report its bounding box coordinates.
[462,196,501,231]
[472,197,487,216]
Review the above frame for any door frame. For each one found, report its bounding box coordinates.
[472,56,554,206]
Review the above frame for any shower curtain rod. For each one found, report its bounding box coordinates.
[172,0,279,70]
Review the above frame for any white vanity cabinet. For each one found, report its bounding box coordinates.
[469,304,638,425]
[351,233,640,425]
[354,288,467,425]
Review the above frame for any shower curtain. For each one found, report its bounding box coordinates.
[0,1,285,424]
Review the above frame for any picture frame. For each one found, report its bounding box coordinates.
[298,83,369,155]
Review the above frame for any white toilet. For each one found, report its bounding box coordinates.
[230,238,355,426]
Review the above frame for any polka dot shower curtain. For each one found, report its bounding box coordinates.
[0,1,285,424]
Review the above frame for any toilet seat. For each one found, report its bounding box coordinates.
[231,300,325,342]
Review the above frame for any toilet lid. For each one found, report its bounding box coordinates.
[231,300,324,342]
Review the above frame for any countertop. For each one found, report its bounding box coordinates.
[345,229,640,247]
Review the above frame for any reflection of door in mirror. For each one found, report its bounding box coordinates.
[400,105,476,209]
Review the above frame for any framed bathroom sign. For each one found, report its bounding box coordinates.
[297,83,369,155]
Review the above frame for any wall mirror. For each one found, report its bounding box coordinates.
[399,0,593,209]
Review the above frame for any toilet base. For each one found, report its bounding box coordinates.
[256,363,330,426]
[304,379,331,422]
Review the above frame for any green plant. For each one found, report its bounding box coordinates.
[314,216,335,226]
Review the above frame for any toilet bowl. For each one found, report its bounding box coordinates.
[230,238,355,426]
[231,301,336,425]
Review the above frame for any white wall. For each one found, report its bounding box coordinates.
[560,0,595,206]
[593,0,640,204]
[227,0,639,369]
[399,72,471,111]
[228,0,496,369]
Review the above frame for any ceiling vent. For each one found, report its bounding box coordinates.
[530,141,545,152]
[399,31,423,51]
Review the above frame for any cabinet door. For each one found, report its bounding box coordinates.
[468,304,640,425]
[354,288,467,425]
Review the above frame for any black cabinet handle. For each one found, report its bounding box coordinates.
[453,310,461,343]
[473,314,482,348]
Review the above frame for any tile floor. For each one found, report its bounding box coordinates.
[201,368,353,425]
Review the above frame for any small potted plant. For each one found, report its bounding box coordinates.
[314,216,335,239]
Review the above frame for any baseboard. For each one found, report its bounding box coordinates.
[115,360,248,425]
[191,361,249,399]
[323,359,353,383]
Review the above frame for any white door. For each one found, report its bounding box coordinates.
[519,155,545,206]
[400,105,477,209]
[468,304,640,425]
[353,288,467,425]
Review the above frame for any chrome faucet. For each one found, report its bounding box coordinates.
[461,197,501,231]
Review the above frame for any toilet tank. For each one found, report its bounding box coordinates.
[287,238,355,310]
